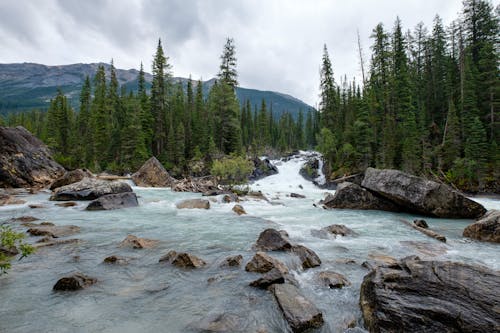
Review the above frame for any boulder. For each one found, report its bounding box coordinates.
[53,273,97,291]
[249,268,285,289]
[222,193,239,203]
[254,228,292,251]
[0,126,65,188]
[312,224,357,239]
[324,182,400,212]
[86,192,138,211]
[27,225,80,238]
[249,157,278,181]
[55,201,77,207]
[220,254,243,268]
[0,194,26,206]
[290,193,306,199]
[463,209,500,243]
[413,219,428,228]
[362,253,399,270]
[9,216,39,223]
[176,198,210,209]
[291,245,321,269]
[299,158,319,182]
[361,168,486,218]
[50,169,93,190]
[317,271,351,289]
[270,283,324,332]
[131,157,173,187]
[245,251,288,274]
[28,204,45,209]
[360,256,500,332]
[159,250,206,268]
[103,255,129,265]
[119,235,158,249]
[232,204,246,215]
[50,178,132,201]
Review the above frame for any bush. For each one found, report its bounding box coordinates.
[0,225,34,274]
[211,155,253,185]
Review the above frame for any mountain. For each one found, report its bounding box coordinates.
[0,63,314,119]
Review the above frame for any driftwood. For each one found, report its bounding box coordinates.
[331,173,363,184]
[399,219,447,243]
[97,175,132,180]
[171,176,219,193]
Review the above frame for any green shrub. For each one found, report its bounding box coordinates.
[0,225,34,274]
[211,155,253,185]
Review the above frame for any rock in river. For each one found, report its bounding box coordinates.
[245,251,288,274]
[86,192,138,210]
[270,283,324,332]
[232,204,246,215]
[463,209,500,243]
[291,245,321,269]
[50,177,132,201]
[361,168,486,218]
[119,235,158,249]
[317,271,351,289]
[50,169,93,190]
[176,198,210,209]
[254,228,292,251]
[27,225,80,238]
[0,126,65,188]
[53,273,97,291]
[131,156,174,187]
[360,256,500,332]
[159,250,206,268]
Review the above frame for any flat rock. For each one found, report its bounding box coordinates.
[317,271,351,289]
[249,268,285,289]
[312,224,357,239]
[463,209,500,243]
[159,250,206,268]
[27,225,80,238]
[103,255,129,265]
[290,193,306,199]
[220,254,243,268]
[176,198,210,209]
[270,283,324,332]
[232,204,246,215]
[50,177,132,201]
[131,157,173,187]
[245,251,288,274]
[291,245,321,269]
[0,194,26,206]
[254,228,292,251]
[53,272,97,291]
[86,192,138,210]
[360,256,500,332]
[50,169,93,190]
[361,168,486,218]
[9,216,39,223]
[119,235,158,249]
[324,182,400,212]
[28,204,45,209]
[55,201,77,207]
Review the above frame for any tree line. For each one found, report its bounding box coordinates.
[317,0,498,191]
[1,39,314,176]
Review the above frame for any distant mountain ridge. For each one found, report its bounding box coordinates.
[0,63,314,118]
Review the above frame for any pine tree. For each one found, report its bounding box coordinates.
[138,62,153,155]
[440,99,461,170]
[319,45,337,131]
[77,76,92,166]
[90,65,108,170]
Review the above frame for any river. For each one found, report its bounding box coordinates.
[1,152,499,332]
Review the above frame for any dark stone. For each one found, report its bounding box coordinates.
[324,182,400,212]
[103,255,129,265]
[159,250,206,268]
[413,219,428,228]
[9,216,39,223]
[270,283,324,332]
[222,193,239,203]
[220,255,243,268]
[86,192,138,210]
[55,201,77,207]
[53,273,97,291]
[291,245,321,269]
[299,158,319,182]
[249,157,278,181]
[254,228,292,251]
[245,251,288,274]
[361,168,486,218]
[0,194,26,206]
[317,271,351,289]
[249,268,285,289]
[232,204,246,215]
[50,169,93,190]
[119,235,158,249]
[463,209,500,243]
[0,126,65,188]
[131,157,173,187]
[360,256,500,332]
[290,193,306,199]
[312,224,357,239]
[27,225,80,238]
[28,204,45,209]
[50,178,133,201]
[33,238,79,248]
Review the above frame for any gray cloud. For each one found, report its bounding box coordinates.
[1,0,491,105]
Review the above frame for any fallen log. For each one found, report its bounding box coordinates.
[96,175,132,180]
[399,219,447,243]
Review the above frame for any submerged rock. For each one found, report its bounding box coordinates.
[86,192,138,210]
[131,156,173,187]
[55,201,77,207]
[176,198,210,209]
[312,224,358,239]
[0,194,26,206]
[232,204,246,215]
[463,209,500,243]
[50,178,132,201]
[220,254,243,268]
[299,158,319,182]
[159,250,206,268]
[245,251,288,274]
[254,228,292,251]
[53,273,97,291]
[291,245,321,269]
[191,312,244,333]
[360,256,500,332]
[249,157,278,181]
[290,193,306,199]
[324,182,400,212]
[27,225,80,238]
[249,268,285,289]
[0,126,65,188]
[270,283,324,332]
[222,193,239,203]
[119,235,158,249]
[413,219,428,228]
[317,271,351,289]
[33,238,79,248]
[361,168,486,218]
[9,216,39,223]
[103,255,129,265]
[50,169,93,190]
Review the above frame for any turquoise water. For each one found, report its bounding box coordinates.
[1,153,499,333]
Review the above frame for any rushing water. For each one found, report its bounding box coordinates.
[1,153,499,333]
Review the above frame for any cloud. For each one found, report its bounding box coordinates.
[0,0,483,105]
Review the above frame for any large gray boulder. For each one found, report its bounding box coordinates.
[86,192,138,210]
[361,168,486,218]
[270,283,324,332]
[254,228,292,251]
[0,126,65,188]
[360,256,500,332]
[324,182,400,212]
[50,169,93,190]
[50,177,132,201]
[131,157,173,187]
[463,209,500,243]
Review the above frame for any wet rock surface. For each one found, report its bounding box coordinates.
[119,235,158,249]
[324,182,400,212]
[232,204,246,215]
[463,209,500,243]
[317,271,351,289]
[176,198,210,209]
[86,192,138,210]
[360,256,500,332]
[159,250,206,268]
[27,224,80,238]
[291,245,321,269]
[220,254,243,268]
[249,157,278,181]
[131,156,174,187]
[249,268,286,289]
[50,178,132,201]
[254,228,292,251]
[50,169,93,190]
[312,224,358,239]
[245,251,288,274]
[53,273,97,291]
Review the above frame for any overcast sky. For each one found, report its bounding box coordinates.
[1,0,496,105]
